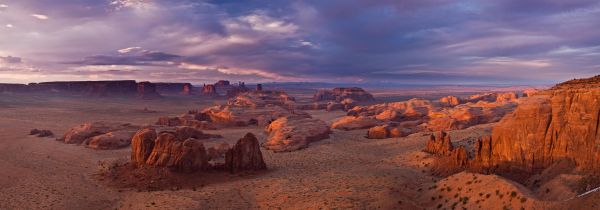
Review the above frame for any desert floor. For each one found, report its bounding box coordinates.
[0,93,584,209]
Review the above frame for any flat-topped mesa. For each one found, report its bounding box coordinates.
[471,75,600,173]
[137,81,162,99]
[313,87,375,102]
[0,83,28,93]
[29,80,138,96]
[153,83,193,95]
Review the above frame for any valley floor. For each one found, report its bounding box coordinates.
[0,94,588,209]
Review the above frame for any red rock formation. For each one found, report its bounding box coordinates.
[473,76,600,172]
[225,133,267,173]
[182,83,193,95]
[263,117,331,152]
[29,129,54,137]
[144,132,210,172]
[313,87,375,102]
[423,131,454,156]
[60,122,139,145]
[214,80,230,87]
[367,125,399,139]
[439,96,463,107]
[423,131,469,175]
[522,88,539,97]
[131,127,222,172]
[86,130,137,150]
[137,81,162,99]
[130,128,157,166]
[201,84,217,96]
[331,116,382,130]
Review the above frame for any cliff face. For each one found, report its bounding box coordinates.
[478,75,600,172]
[28,80,138,96]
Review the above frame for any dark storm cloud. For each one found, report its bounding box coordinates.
[69,51,182,66]
[0,56,22,64]
[1,0,599,84]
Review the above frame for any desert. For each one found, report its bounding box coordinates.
[0,76,597,210]
[2,1,600,209]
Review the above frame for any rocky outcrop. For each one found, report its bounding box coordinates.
[256,84,263,91]
[423,131,469,174]
[214,80,230,87]
[472,76,600,172]
[225,133,267,173]
[522,88,539,97]
[29,129,54,137]
[263,117,331,152]
[313,87,375,102]
[137,82,162,99]
[426,101,516,131]
[439,96,463,107]
[366,120,425,139]
[201,84,217,96]
[131,127,222,172]
[86,130,137,150]
[60,122,138,144]
[423,131,454,156]
[132,130,266,173]
[181,83,193,95]
[331,116,382,130]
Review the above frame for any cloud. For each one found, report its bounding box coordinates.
[0,56,22,64]
[69,50,181,66]
[31,14,49,20]
[0,0,599,84]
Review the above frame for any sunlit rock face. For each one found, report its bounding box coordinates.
[476,75,600,173]
[263,116,330,152]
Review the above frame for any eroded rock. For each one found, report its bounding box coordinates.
[263,117,331,152]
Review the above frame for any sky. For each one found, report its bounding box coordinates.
[0,0,599,85]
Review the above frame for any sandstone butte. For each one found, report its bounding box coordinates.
[131,127,267,173]
[474,75,600,173]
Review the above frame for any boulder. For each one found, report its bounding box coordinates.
[263,117,331,152]
[331,116,381,131]
[29,129,54,137]
[60,122,138,144]
[130,128,157,166]
[225,133,267,173]
[85,130,137,150]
